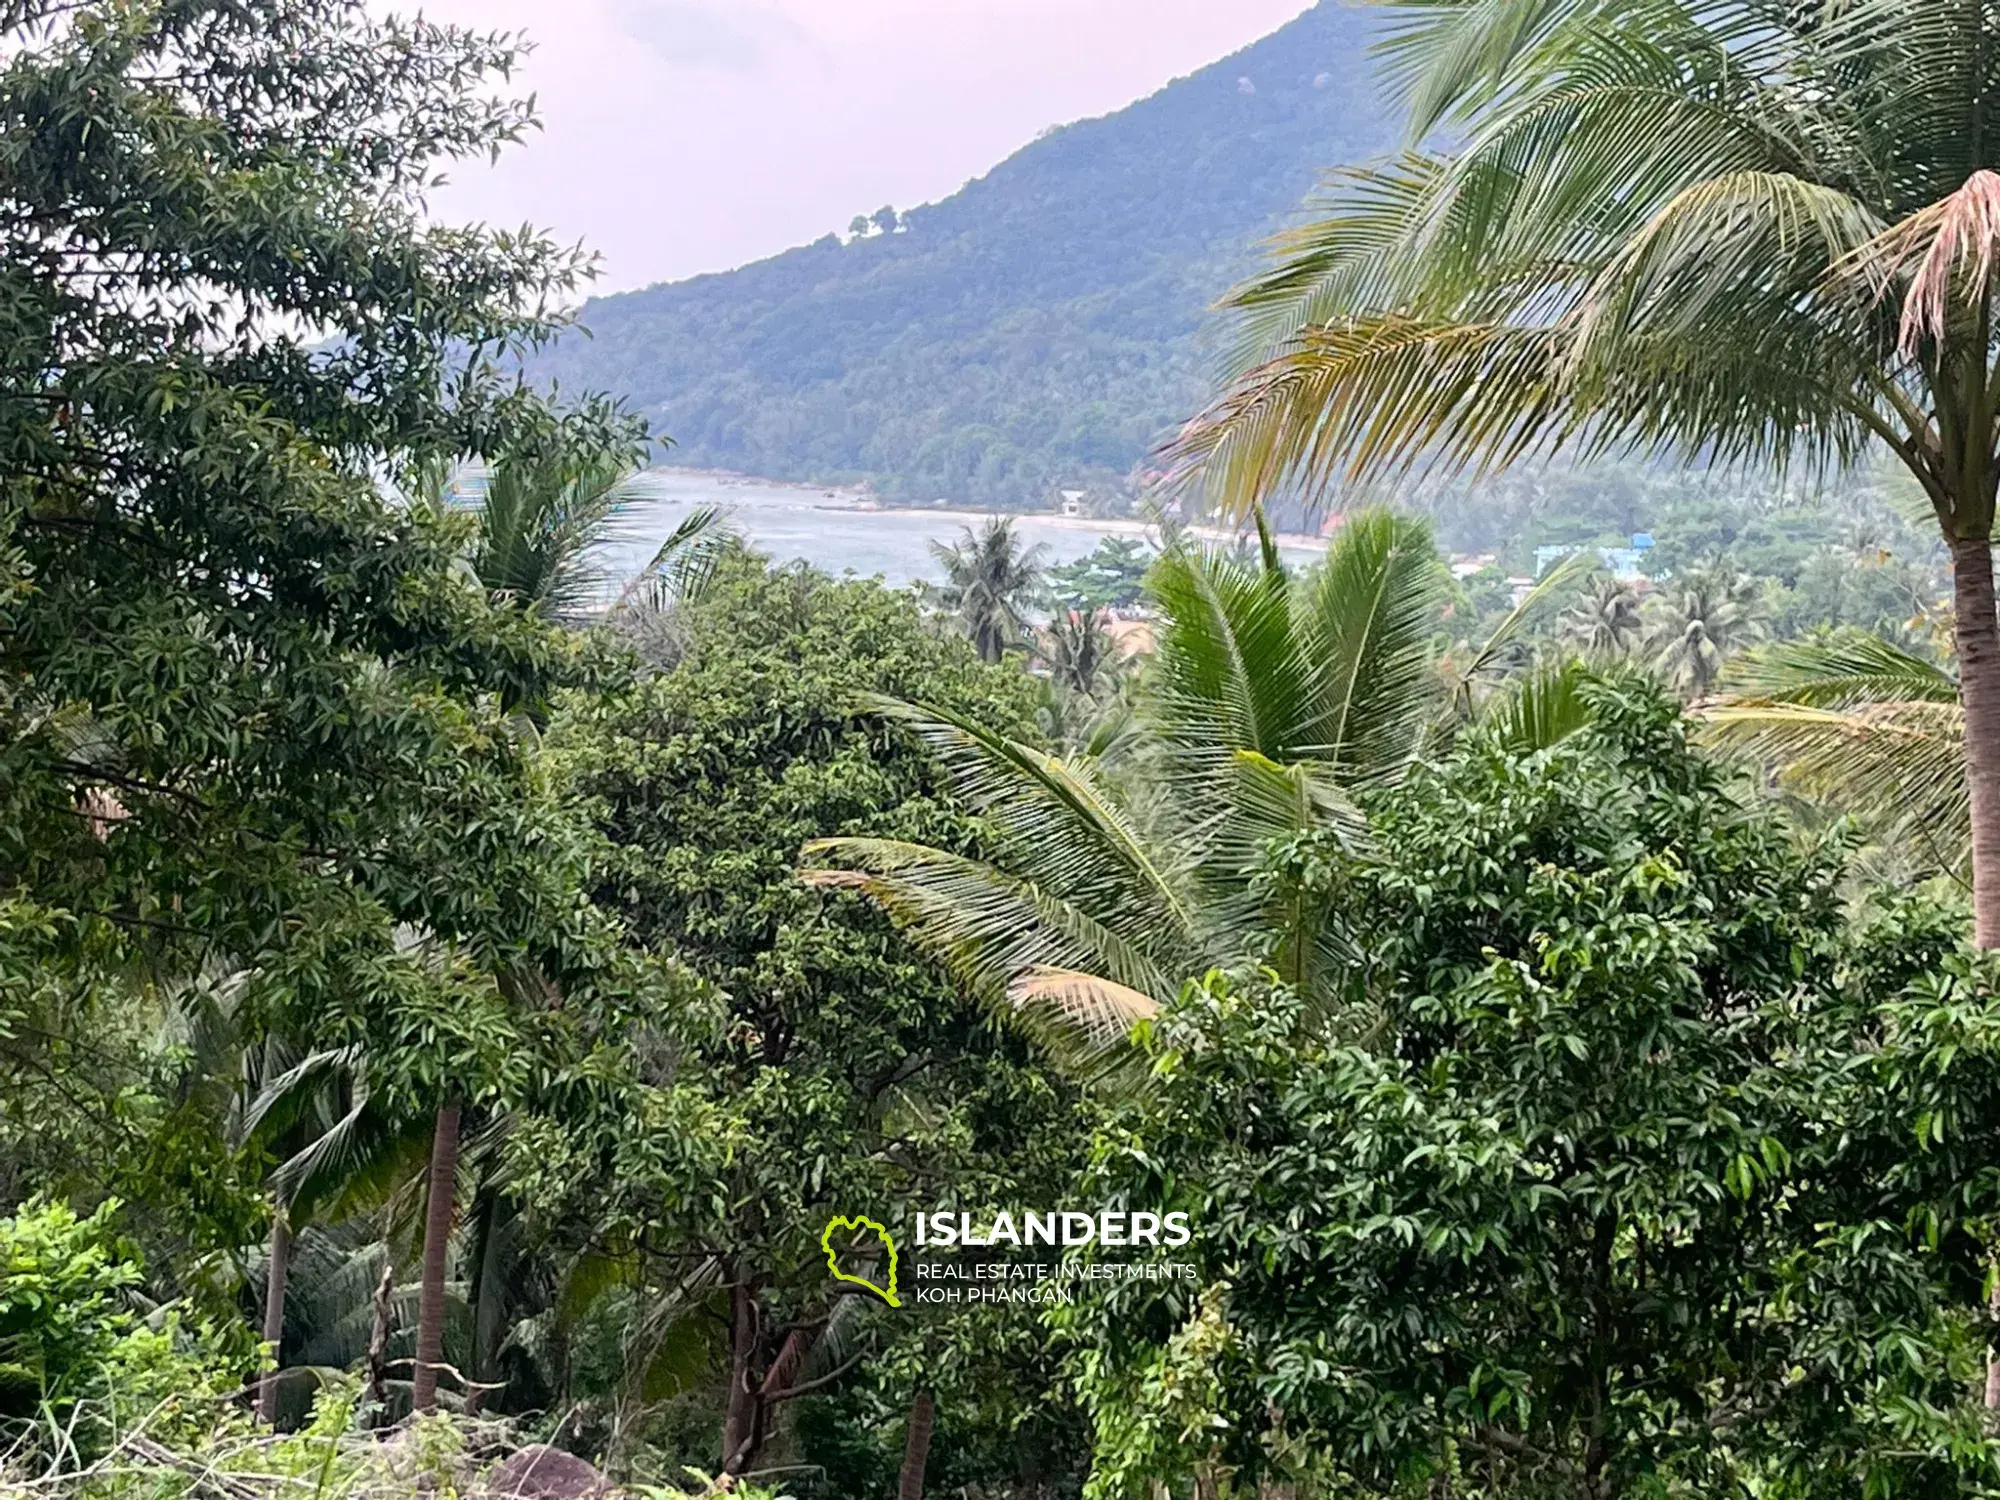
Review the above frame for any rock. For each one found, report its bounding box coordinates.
[484,1445,610,1500]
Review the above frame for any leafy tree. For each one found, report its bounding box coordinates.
[1644,565,1769,698]
[0,0,680,1426]
[1047,537,1155,613]
[927,517,1050,663]
[1176,0,2000,948]
[1066,678,2000,1497]
[531,552,1085,1477]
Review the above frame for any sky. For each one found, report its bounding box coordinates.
[390,0,1318,295]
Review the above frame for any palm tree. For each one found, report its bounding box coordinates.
[1170,0,2000,946]
[1041,609,1126,701]
[240,1045,430,1422]
[928,518,1049,663]
[1706,631,1966,871]
[1644,567,1768,699]
[1562,577,1646,659]
[416,455,727,628]
[806,510,1447,1042]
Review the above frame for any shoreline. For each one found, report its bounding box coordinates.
[646,466,1329,553]
[855,504,1331,553]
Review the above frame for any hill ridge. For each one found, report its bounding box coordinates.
[528,2,1392,507]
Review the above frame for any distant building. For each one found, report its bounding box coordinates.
[1450,552,1497,580]
[1535,539,1653,582]
[1600,548,1646,579]
[1059,489,1087,518]
[1105,616,1157,657]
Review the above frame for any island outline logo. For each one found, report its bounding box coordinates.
[820,1214,901,1307]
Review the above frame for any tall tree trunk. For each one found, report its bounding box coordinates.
[256,1205,290,1425]
[898,1390,935,1500]
[1953,537,2000,1410]
[1955,537,2000,951]
[411,1101,461,1414]
[721,1273,761,1473]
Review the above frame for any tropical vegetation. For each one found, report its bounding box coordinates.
[1174,0,2000,949]
[18,1,2000,1499]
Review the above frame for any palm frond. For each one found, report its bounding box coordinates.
[1146,543,1315,768]
[800,839,1177,1006]
[1836,169,2000,356]
[1452,545,1599,699]
[1481,658,1604,751]
[1172,317,1571,512]
[1705,698,1966,865]
[859,696,1198,942]
[1008,967,1160,1045]
[1720,631,1957,706]
[611,502,732,617]
[1300,509,1449,774]
[1706,631,1966,867]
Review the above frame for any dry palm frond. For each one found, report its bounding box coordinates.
[1835,169,2000,356]
[1008,967,1160,1045]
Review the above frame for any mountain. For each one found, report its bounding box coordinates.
[529,3,1393,508]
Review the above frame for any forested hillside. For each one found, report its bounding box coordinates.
[528,2,1389,506]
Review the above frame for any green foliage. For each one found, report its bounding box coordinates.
[0,1201,146,1421]
[525,551,1087,1474]
[812,510,1450,1053]
[1066,678,2000,1496]
[0,1199,250,1461]
[1047,538,1155,613]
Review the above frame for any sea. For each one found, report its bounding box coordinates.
[594,470,1163,592]
[594,468,1324,593]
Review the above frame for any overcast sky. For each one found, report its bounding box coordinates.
[391,0,1317,295]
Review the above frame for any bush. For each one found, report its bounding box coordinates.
[0,1198,247,1461]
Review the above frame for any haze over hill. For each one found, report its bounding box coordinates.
[527,2,1391,507]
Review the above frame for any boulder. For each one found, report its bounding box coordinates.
[484,1445,610,1500]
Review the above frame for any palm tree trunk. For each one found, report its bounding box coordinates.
[411,1101,461,1414]
[898,1390,935,1500]
[256,1205,290,1424]
[1955,537,2000,951]
[1952,537,2000,1409]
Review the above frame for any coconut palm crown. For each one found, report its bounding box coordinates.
[805,511,1448,1050]
[1173,0,2000,943]
[928,517,1050,663]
